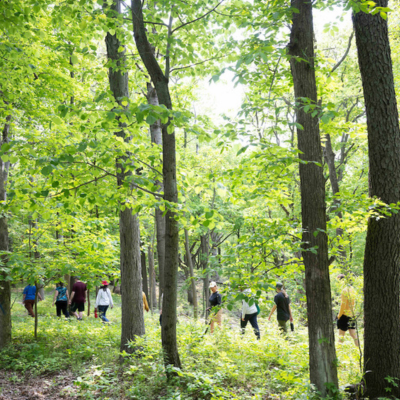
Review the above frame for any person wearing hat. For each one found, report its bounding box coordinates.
[336,274,359,347]
[69,276,87,321]
[208,281,222,333]
[268,282,293,334]
[94,281,114,322]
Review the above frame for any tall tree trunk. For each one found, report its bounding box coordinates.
[87,288,90,317]
[0,114,11,350]
[141,250,149,300]
[182,255,193,305]
[323,134,346,263]
[210,231,222,281]
[200,234,209,321]
[34,281,38,340]
[147,84,166,308]
[148,245,156,311]
[185,229,198,319]
[132,0,181,370]
[353,4,400,398]
[105,0,145,355]
[288,0,338,395]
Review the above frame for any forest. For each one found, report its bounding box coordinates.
[0,0,400,399]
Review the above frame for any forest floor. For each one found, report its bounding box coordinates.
[0,287,363,400]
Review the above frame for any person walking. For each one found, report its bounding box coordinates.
[336,274,359,347]
[94,281,113,322]
[241,289,260,339]
[52,282,69,318]
[22,283,42,317]
[268,282,293,334]
[208,281,222,333]
[69,276,87,321]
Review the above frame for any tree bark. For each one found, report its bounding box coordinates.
[132,0,181,370]
[0,114,11,350]
[185,229,198,319]
[288,0,338,395]
[87,288,90,317]
[148,245,156,311]
[182,255,193,305]
[141,250,149,300]
[147,83,166,308]
[34,281,38,340]
[200,234,209,321]
[353,3,400,398]
[105,0,145,355]
[323,133,346,262]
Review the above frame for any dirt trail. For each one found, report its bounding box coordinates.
[0,371,78,400]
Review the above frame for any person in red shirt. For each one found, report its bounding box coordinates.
[68,277,87,321]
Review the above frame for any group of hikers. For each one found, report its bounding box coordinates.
[207,274,358,346]
[22,274,358,345]
[22,277,150,322]
[207,281,293,339]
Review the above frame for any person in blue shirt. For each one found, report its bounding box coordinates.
[52,282,69,318]
[22,284,42,317]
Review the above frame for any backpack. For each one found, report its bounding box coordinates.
[256,303,261,315]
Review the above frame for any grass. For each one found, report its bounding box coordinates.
[1,287,364,399]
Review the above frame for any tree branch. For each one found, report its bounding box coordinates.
[330,30,354,74]
[164,8,174,80]
[171,0,225,34]
[170,55,225,73]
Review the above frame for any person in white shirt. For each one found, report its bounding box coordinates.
[95,281,114,322]
[241,289,260,339]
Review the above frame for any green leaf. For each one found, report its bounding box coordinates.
[167,124,174,134]
[205,210,214,219]
[41,166,53,176]
[71,54,79,65]
[52,116,63,125]
[146,115,157,125]
[237,146,248,156]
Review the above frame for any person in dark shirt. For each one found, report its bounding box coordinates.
[208,281,222,333]
[268,282,293,333]
[69,276,87,321]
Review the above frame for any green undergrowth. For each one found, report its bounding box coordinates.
[1,289,363,399]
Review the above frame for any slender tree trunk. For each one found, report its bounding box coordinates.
[148,245,156,312]
[147,83,166,308]
[141,250,149,300]
[210,231,222,281]
[0,115,11,350]
[105,0,145,355]
[185,229,198,319]
[34,281,38,340]
[132,0,181,370]
[288,0,338,395]
[323,134,346,262]
[87,289,90,317]
[200,234,209,321]
[353,3,400,398]
[182,256,193,305]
